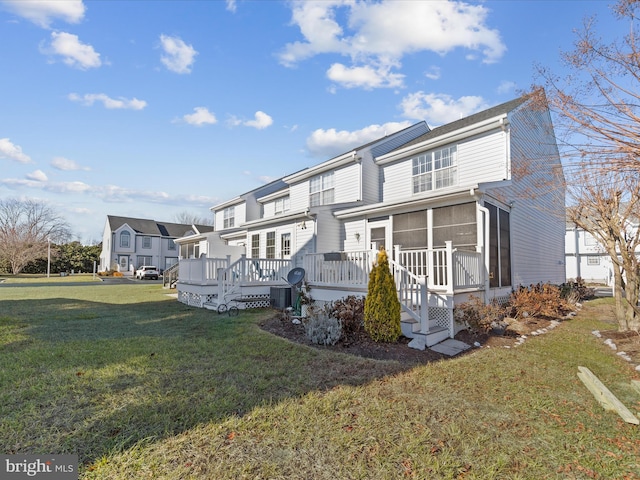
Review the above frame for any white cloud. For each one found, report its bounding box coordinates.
[399,91,488,125]
[424,66,441,80]
[159,34,197,74]
[0,0,85,28]
[227,111,274,129]
[26,169,48,182]
[68,93,147,110]
[244,111,273,130]
[279,1,505,90]
[181,107,217,126]
[51,156,90,171]
[226,0,237,13]
[497,80,517,94]
[0,138,32,163]
[327,63,404,89]
[306,121,412,158]
[41,31,101,69]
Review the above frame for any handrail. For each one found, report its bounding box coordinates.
[389,258,429,333]
[218,256,292,301]
[304,250,375,286]
[163,262,179,288]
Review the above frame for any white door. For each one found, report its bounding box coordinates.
[367,219,389,252]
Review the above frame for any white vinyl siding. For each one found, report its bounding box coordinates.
[491,106,565,286]
[382,129,508,203]
[215,202,246,230]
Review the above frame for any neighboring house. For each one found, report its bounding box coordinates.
[99,216,214,275]
[565,213,640,286]
[176,93,566,348]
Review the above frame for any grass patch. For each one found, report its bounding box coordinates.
[1,287,638,479]
[0,273,101,283]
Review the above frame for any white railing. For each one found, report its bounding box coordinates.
[390,258,430,331]
[394,243,453,293]
[178,257,231,284]
[218,256,293,301]
[453,248,484,289]
[304,250,375,286]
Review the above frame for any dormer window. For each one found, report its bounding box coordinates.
[120,231,130,248]
[223,206,235,229]
[274,196,290,215]
[412,145,457,194]
[310,172,334,206]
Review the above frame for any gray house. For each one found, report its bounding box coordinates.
[99,216,213,275]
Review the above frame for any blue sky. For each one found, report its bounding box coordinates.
[0,0,621,242]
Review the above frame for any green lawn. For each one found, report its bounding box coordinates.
[0,285,638,479]
[0,273,101,283]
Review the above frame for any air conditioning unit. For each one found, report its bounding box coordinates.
[270,287,292,309]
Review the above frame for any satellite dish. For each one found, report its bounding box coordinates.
[286,267,305,287]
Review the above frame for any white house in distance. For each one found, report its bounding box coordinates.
[176,93,566,348]
[99,216,213,275]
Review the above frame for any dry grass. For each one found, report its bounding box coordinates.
[1,285,638,479]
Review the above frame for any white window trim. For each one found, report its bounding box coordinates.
[412,145,457,194]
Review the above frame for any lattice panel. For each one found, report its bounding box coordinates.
[429,307,452,330]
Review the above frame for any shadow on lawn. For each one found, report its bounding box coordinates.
[1,295,415,468]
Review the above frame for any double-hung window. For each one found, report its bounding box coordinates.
[223,206,235,229]
[274,196,290,215]
[412,145,457,194]
[142,236,152,249]
[310,172,335,206]
[251,234,260,258]
[266,232,276,259]
[120,231,130,248]
[280,232,291,258]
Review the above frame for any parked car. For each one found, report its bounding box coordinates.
[135,265,159,280]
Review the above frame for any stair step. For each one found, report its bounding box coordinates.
[406,326,450,350]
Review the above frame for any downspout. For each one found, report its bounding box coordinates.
[478,204,491,300]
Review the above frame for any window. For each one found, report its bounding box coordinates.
[120,231,130,248]
[266,232,276,259]
[310,172,335,206]
[168,239,176,250]
[587,256,600,265]
[584,233,598,246]
[251,234,260,258]
[137,256,152,268]
[274,196,290,215]
[412,146,457,194]
[223,206,235,229]
[142,236,151,249]
[281,232,291,258]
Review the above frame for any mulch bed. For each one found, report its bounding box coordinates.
[258,313,544,365]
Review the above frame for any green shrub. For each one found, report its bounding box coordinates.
[364,249,401,342]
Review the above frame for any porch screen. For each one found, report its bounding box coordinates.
[486,203,511,288]
[370,227,386,250]
[432,203,477,251]
[392,210,427,249]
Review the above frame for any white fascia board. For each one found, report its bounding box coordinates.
[283,151,357,184]
[376,115,508,165]
[220,229,248,241]
[174,233,206,244]
[210,196,244,212]
[242,209,314,229]
[334,185,480,219]
[257,188,290,204]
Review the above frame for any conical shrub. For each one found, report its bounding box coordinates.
[364,249,401,342]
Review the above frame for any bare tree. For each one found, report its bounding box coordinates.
[535,0,640,332]
[567,167,640,332]
[0,198,71,275]
[173,211,213,226]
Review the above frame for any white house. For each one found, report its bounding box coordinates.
[99,216,214,275]
[176,93,566,348]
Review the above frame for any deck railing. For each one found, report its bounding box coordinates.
[303,250,374,286]
[178,257,231,284]
[452,248,484,289]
